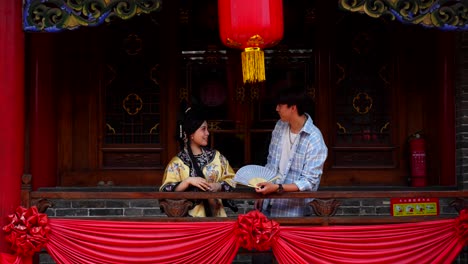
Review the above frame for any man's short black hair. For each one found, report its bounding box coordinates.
[275,86,313,116]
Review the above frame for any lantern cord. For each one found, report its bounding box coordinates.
[241,47,265,84]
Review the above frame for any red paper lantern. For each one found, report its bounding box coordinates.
[218,0,284,84]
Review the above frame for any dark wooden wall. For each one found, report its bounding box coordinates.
[25,1,456,188]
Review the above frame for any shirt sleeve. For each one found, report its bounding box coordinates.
[265,121,282,173]
[294,133,328,191]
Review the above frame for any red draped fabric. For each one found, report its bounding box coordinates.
[1,207,467,264]
[274,220,463,264]
[46,220,239,264]
[0,253,30,264]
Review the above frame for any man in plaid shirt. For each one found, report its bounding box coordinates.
[255,86,328,217]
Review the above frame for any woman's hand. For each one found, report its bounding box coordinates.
[210,182,223,192]
[186,177,211,191]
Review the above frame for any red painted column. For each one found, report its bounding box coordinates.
[29,34,57,190]
[0,0,25,252]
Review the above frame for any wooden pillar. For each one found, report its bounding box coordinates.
[438,31,456,186]
[0,0,24,252]
[160,0,180,164]
[29,34,57,190]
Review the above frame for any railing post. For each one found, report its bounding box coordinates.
[21,174,32,208]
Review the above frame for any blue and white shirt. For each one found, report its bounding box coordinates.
[263,113,328,217]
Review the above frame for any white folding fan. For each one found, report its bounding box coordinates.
[234,165,280,187]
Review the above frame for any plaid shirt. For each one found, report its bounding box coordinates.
[263,114,328,217]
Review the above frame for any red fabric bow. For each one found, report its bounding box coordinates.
[2,206,50,257]
[236,210,279,251]
[455,208,468,244]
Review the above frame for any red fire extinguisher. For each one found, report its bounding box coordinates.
[409,133,427,187]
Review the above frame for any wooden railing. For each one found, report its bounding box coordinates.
[20,179,468,225]
[20,173,468,225]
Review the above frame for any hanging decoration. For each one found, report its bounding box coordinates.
[218,0,284,84]
[2,206,50,257]
[1,206,467,264]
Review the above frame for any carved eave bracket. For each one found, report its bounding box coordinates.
[159,199,194,217]
[23,0,162,32]
[309,199,341,217]
[29,198,54,213]
[450,197,468,213]
[338,0,468,31]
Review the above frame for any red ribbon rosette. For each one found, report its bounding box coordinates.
[2,206,50,257]
[455,209,468,243]
[236,210,279,251]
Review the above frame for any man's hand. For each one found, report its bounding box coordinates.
[255,182,278,195]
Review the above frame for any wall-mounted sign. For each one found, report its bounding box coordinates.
[390,198,439,217]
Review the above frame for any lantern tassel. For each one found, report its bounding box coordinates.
[241,47,265,84]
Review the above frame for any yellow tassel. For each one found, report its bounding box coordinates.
[241,47,265,84]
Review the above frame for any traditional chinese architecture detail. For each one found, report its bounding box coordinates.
[159,199,193,217]
[124,34,143,56]
[122,93,143,116]
[353,92,373,115]
[204,46,223,64]
[380,122,390,133]
[106,123,116,134]
[235,85,246,103]
[450,198,468,213]
[208,121,222,131]
[309,199,341,217]
[338,0,468,30]
[250,84,260,101]
[149,123,159,134]
[23,0,162,32]
[337,122,347,133]
[179,87,189,102]
[34,199,54,213]
[306,85,316,101]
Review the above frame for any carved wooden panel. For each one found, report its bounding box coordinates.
[102,149,162,169]
[101,15,164,170]
[333,147,397,168]
[332,13,395,168]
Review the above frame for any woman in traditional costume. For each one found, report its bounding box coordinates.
[160,106,237,217]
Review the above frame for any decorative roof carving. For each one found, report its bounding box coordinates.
[338,0,468,30]
[23,0,162,32]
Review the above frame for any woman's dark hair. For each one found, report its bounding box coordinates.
[275,86,314,116]
[177,105,207,177]
[177,105,207,149]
